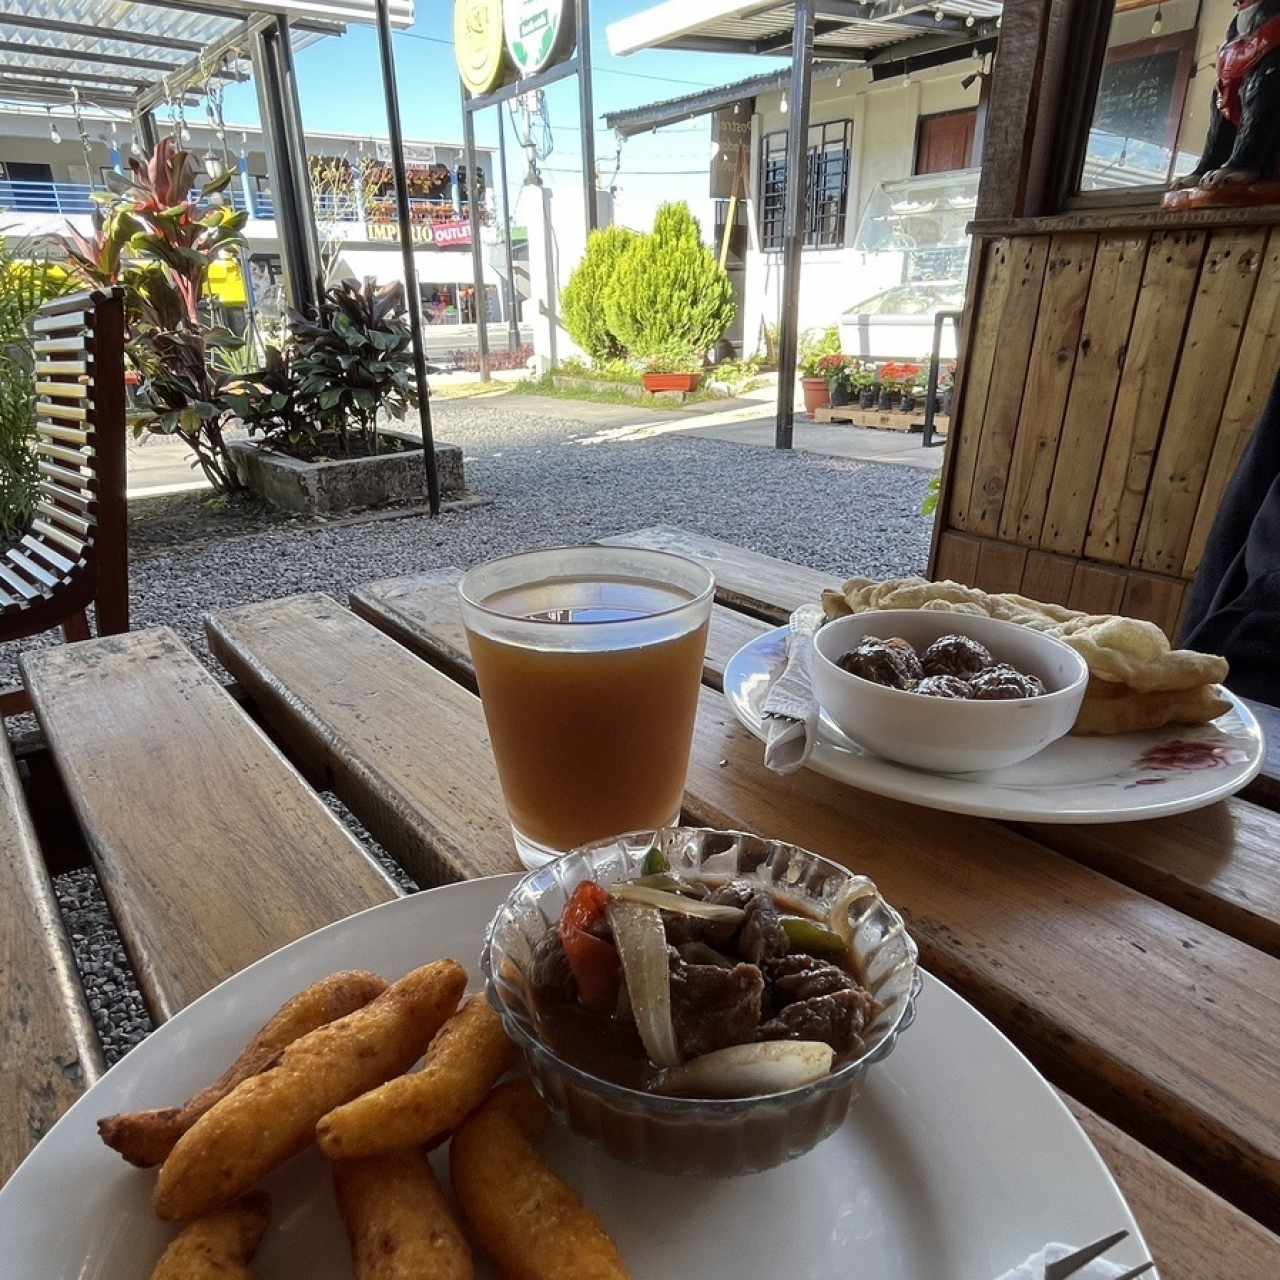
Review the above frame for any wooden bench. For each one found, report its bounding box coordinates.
[20,628,400,1021]
[0,729,102,1185]
[1,290,129,717]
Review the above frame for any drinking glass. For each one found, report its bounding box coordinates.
[459,546,714,868]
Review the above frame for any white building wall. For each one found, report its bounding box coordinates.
[741,63,980,356]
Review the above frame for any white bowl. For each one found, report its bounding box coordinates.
[811,610,1089,773]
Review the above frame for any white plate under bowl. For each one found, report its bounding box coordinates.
[2,878,1153,1279]
[727,624,1263,824]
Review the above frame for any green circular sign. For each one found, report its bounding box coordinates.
[454,0,508,97]
[504,0,575,78]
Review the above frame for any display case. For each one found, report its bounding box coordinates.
[839,168,979,361]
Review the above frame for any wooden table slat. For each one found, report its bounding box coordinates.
[0,731,103,1187]
[339,574,1280,1232]
[599,525,838,624]
[1062,1096,1280,1280]
[20,628,400,1021]
[207,594,518,889]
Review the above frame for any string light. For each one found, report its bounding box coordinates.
[1151,4,1163,35]
[46,107,61,145]
[780,91,788,114]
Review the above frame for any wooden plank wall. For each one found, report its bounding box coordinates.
[935,223,1280,638]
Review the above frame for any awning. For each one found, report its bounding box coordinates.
[0,0,414,114]
[607,0,1000,63]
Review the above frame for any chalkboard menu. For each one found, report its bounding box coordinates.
[1094,47,1182,148]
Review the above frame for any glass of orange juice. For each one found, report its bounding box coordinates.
[459,546,714,868]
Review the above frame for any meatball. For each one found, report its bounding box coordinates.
[757,987,877,1055]
[921,633,993,680]
[837,637,919,689]
[969,664,1045,700]
[914,674,973,699]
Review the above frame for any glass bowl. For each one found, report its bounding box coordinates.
[481,826,921,1177]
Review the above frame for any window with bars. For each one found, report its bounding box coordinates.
[759,119,852,252]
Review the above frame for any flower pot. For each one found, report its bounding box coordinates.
[900,392,917,414]
[878,387,899,411]
[858,388,877,410]
[940,388,953,417]
[801,376,830,413]
[829,381,852,407]
[643,372,702,393]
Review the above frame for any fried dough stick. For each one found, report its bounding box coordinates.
[154,959,466,1221]
[451,1079,629,1280]
[333,1150,473,1280]
[150,1191,270,1280]
[318,994,515,1159]
[99,971,387,1168]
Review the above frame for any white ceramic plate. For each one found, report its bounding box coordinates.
[1,877,1153,1280]
[726,625,1264,823]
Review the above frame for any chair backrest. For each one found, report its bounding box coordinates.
[0,287,128,639]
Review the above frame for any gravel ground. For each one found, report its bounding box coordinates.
[8,395,933,1064]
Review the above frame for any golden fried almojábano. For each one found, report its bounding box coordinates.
[451,1079,629,1280]
[332,1150,473,1280]
[100,971,387,1168]
[149,1191,270,1280]
[317,994,515,1159]
[154,959,466,1222]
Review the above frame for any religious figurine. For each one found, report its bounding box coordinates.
[1164,0,1280,208]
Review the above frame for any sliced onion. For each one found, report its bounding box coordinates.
[608,901,681,1068]
[655,1041,835,1098]
[610,883,746,922]
[826,875,880,951]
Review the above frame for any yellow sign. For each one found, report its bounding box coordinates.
[454,0,508,97]
[207,257,247,305]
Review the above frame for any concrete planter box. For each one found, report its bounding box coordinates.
[228,427,465,515]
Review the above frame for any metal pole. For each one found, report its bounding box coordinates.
[136,108,158,156]
[274,15,324,305]
[773,0,814,450]
[374,0,440,515]
[250,24,318,316]
[461,85,491,381]
[497,106,521,353]
[576,0,597,234]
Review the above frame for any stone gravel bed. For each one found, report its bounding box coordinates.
[6,394,933,1065]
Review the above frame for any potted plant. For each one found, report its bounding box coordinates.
[798,325,841,413]
[853,365,878,409]
[879,362,922,412]
[641,343,703,393]
[819,354,851,406]
[938,363,956,417]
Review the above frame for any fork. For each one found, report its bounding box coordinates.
[1044,1230,1156,1280]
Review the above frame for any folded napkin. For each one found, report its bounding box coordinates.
[762,605,825,774]
[995,1243,1128,1280]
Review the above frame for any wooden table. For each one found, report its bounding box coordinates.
[4,527,1279,1279]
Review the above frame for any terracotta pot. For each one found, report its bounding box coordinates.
[643,372,702,393]
[801,376,830,413]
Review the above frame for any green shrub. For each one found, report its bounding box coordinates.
[0,243,74,542]
[603,203,735,360]
[560,226,639,361]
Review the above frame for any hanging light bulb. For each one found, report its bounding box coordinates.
[733,102,740,115]
[780,91,789,114]
[973,44,984,64]
[903,59,912,88]
[47,108,61,145]
[934,7,944,19]
[966,14,976,26]
[1151,4,1163,35]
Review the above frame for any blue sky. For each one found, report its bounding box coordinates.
[216,0,784,231]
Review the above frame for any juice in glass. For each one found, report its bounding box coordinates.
[459,548,714,867]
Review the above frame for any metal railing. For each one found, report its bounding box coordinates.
[0,179,472,230]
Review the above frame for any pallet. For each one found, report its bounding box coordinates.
[812,405,950,434]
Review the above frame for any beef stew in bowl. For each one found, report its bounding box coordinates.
[482,827,920,1177]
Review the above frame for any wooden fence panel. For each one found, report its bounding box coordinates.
[998,235,1098,547]
[1040,234,1148,555]
[1135,228,1267,575]
[1083,230,1206,566]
